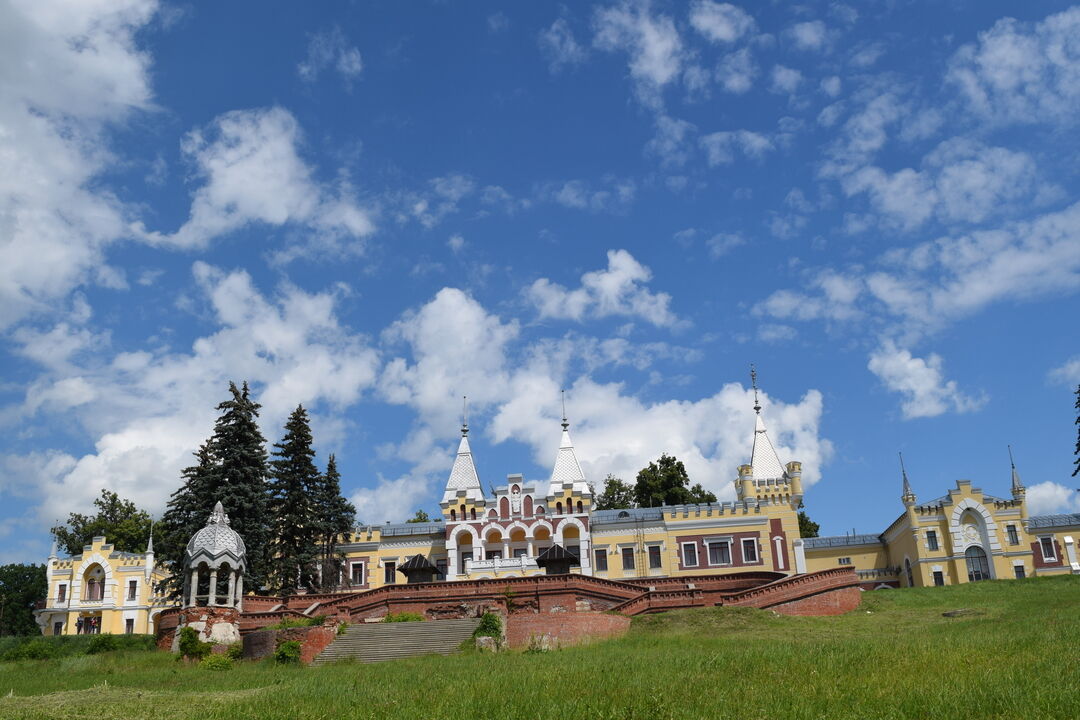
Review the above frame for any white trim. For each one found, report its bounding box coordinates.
[740,538,759,564]
[1038,535,1058,562]
[706,539,733,566]
[681,542,699,567]
[772,536,786,571]
[349,560,366,586]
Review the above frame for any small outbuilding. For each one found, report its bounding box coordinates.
[398,554,443,584]
[535,543,578,575]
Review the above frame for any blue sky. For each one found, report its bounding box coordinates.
[2,0,1079,564]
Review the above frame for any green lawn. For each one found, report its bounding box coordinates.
[3,575,1078,720]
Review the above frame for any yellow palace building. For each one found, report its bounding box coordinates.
[36,392,1080,635]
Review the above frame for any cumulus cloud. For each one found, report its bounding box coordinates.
[947,7,1080,126]
[1026,481,1080,516]
[706,233,746,258]
[142,107,374,258]
[770,65,803,94]
[0,0,157,329]
[1048,356,1080,385]
[526,250,681,328]
[593,0,683,109]
[867,341,985,419]
[539,18,588,72]
[646,115,697,167]
[297,27,363,86]
[536,177,636,213]
[689,1,755,44]
[700,130,773,166]
[716,47,757,93]
[786,21,829,51]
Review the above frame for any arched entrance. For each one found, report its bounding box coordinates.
[965,546,991,582]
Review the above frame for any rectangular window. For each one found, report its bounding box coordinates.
[1039,537,1057,561]
[932,571,945,586]
[128,580,138,601]
[461,551,472,568]
[926,530,939,551]
[57,585,66,603]
[435,559,447,579]
[487,550,502,560]
[350,562,365,585]
[838,557,852,566]
[1014,565,1026,579]
[1007,525,1019,546]
[741,538,758,563]
[708,541,731,566]
[384,561,396,584]
[125,619,134,634]
[621,547,635,571]
[595,549,608,572]
[648,545,662,569]
[567,546,580,562]
[682,543,698,567]
[513,548,527,559]
[53,621,63,636]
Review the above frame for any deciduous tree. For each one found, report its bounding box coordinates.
[633,454,717,507]
[50,489,152,556]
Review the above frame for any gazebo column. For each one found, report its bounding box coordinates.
[234,574,244,610]
[188,568,199,607]
[207,568,218,606]
[226,571,236,609]
[527,539,535,558]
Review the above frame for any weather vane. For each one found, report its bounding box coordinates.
[750,363,761,414]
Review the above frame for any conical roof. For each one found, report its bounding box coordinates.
[750,413,786,480]
[550,424,589,493]
[442,429,485,504]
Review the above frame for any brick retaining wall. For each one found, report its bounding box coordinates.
[505,612,631,649]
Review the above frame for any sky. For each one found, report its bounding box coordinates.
[2,0,1079,564]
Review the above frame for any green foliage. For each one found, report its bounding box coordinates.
[225,643,243,660]
[473,612,502,639]
[9,639,59,660]
[405,509,431,523]
[336,622,348,636]
[200,653,233,671]
[267,616,322,630]
[269,405,321,596]
[382,612,424,623]
[273,640,302,664]
[633,454,717,508]
[0,563,47,636]
[157,442,217,600]
[798,508,820,538]
[85,634,119,654]
[1073,384,1079,477]
[594,474,636,510]
[50,489,154,557]
[310,453,357,592]
[177,627,211,661]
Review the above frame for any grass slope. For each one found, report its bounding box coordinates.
[2,575,1078,720]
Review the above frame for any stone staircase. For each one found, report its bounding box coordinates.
[312,618,481,665]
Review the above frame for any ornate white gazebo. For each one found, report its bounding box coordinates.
[184,501,247,610]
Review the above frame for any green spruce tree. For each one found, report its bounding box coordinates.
[311,453,356,591]
[157,442,217,599]
[268,405,321,595]
[1073,384,1079,477]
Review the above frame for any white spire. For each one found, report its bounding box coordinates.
[48,538,58,559]
[748,366,786,480]
[550,396,590,494]
[442,404,484,504]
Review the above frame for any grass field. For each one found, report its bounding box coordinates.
[3,574,1079,719]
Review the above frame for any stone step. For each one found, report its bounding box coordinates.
[313,618,481,665]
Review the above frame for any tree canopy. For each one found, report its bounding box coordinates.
[406,509,432,523]
[50,489,152,556]
[594,475,636,510]
[798,508,820,538]
[268,405,321,595]
[0,564,47,636]
[633,454,717,507]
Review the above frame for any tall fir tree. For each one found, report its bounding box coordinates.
[311,453,356,591]
[158,442,217,599]
[209,381,272,590]
[1073,384,1079,477]
[268,405,321,595]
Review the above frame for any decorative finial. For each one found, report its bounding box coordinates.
[1009,445,1025,497]
[146,520,154,554]
[750,364,761,414]
[899,452,915,502]
[561,389,569,431]
[461,395,469,437]
[1008,444,1016,470]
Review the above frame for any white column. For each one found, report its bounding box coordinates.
[527,540,534,558]
[234,574,244,610]
[226,571,237,608]
[447,543,458,578]
[188,569,198,607]
[1064,536,1080,574]
[793,539,807,574]
[503,541,510,559]
[580,538,592,576]
[207,569,218,606]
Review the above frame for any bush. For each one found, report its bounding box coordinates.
[267,616,322,630]
[11,639,59,660]
[86,634,119,654]
[177,627,211,661]
[473,612,502,639]
[382,612,425,623]
[274,640,302,664]
[225,643,243,660]
[337,622,348,636]
[200,653,233,671]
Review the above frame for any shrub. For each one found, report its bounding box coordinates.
[274,640,302,664]
[86,634,119,654]
[11,639,58,660]
[267,616,322,630]
[473,612,502,639]
[337,622,348,636]
[200,653,233,671]
[177,627,211,661]
[225,643,243,660]
[383,612,425,623]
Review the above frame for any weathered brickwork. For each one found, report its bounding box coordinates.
[505,612,631,649]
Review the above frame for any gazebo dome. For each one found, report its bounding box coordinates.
[185,501,246,571]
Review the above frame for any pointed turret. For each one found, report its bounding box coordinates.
[48,538,58,560]
[1009,445,1025,500]
[900,453,917,505]
[749,366,786,481]
[145,521,155,582]
[549,394,590,496]
[441,399,485,505]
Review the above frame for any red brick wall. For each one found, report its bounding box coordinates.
[505,612,630,649]
[770,585,862,616]
[1032,539,1064,569]
[674,531,763,571]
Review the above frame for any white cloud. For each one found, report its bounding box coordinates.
[786,21,829,51]
[947,7,1080,126]
[297,27,363,86]
[1048,356,1080,386]
[142,107,374,258]
[536,177,636,213]
[527,250,681,328]
[539,18,588,72]
[867,341,986,419]
[757,324,797,343]
[1026,481,1080,516]
[770,64,803,94]
[700,130,773,166]
[689,1,755,44]
[820,76,842,97]
[447,234,466,253]
[593,1,683,109]
[5,263,379,523]
[706,233,745,258]
[646,115,696,168]
[717,47,757,93]
[0,0,157,330]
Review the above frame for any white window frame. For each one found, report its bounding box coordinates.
[127,580,138,601]
[707,540,732,566]
[57,584,67,603]
[349,561,366,586]
[621,546,636,571]
[647,544,663,569]
[681,542,699,567]
[838,557,852,566]
[594,548,608,572]
[1039,536,1057,561]
[926,530,939,551]
[1006,525,1019,546]
[741,538,758,564]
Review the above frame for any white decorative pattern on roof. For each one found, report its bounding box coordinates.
[550,428,589,492]
[750,413,786,480]
[186,501,246,563]
[442,434,485,503]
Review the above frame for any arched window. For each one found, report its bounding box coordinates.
[450,509,457,521]
[556,502,563,515]
[471,508,477,520]
[965,546,991,582]
[84,565,105,601]
[460,504,466,518]
[577,501,583,514]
